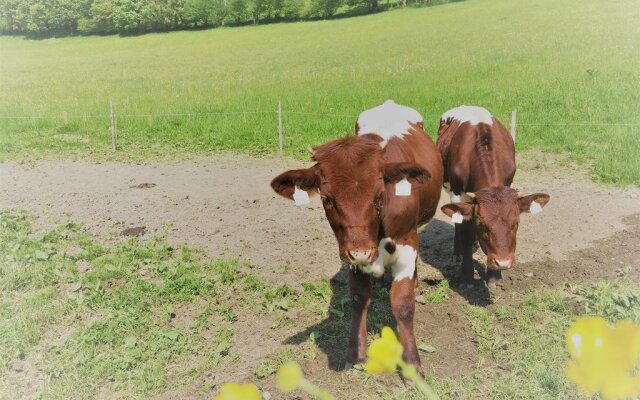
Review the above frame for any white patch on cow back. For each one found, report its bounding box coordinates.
[357,100,423,140]
[391,245,417,281]
[441,105,493,126]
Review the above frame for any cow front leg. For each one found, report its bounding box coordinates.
[390,244,422,372]
[347,267,372,364]
[486,268,503,286]
[458,220,476,283]
[453,223,462,262]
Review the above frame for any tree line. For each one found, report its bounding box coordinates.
[0,0,452,37]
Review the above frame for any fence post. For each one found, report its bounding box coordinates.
[278,99,283,159]
[510,109,517,143]
[110,100,117,151]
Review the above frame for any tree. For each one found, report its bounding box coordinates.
[308,0,343,18]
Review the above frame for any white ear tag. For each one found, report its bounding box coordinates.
[395,178,411,196]
[451,211,464,224]
[293,186,310,206]
[530,201,543,215]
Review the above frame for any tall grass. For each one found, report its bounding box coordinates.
[1,0,638,184]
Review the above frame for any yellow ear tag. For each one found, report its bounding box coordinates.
[395,178,411,196]
[293,186,310,206]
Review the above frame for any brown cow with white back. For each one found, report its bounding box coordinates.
[271,100,443,371]
[437,105,550,285]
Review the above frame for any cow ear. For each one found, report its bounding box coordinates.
[518,193,550,214]
[383,162,431,184]
[271,168,319,200]
[441,202,474,222]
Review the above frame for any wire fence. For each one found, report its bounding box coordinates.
[2,104,638,156]
[2,109,639,126]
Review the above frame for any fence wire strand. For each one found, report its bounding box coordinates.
[0,110,639,126]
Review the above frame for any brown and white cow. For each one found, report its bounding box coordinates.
[271,100,443,371]
[437,106,550,285]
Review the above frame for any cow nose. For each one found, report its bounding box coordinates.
[348,249,373,265]
[494,258,513,270]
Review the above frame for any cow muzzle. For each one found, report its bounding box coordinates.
[488,257,515,270]
[344,247,376,265]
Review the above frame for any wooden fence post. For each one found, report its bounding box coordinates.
[278,99,283,159]
[110,100,117,151]
[510,109,517,143]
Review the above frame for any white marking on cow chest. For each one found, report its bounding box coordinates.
[356,100,423,140]
[391,245,417,281]
[441,105,493,126]
[357,238,417,281]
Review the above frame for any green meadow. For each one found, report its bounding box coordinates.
[1,0,639,185]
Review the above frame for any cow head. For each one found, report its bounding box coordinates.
[441,187,549,270]
[271,134,430,265]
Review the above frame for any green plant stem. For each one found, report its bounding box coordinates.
[399,360,440,400]
[299,378,336,400]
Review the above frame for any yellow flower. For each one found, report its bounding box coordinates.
[277,361,303,392]
[566,317,640,400]
[364,326,403,374]
[213,382,261,400]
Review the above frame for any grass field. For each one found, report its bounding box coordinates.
[1,210,638,399]
[1,0,639,185]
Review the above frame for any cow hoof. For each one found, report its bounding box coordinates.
[347,351,366,366]
[487,270,502,288]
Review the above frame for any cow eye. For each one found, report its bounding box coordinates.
[322,196,333,209]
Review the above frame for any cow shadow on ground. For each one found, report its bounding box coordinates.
[285,219,491,371]
[284,265,396,371]
[418,218,492,306]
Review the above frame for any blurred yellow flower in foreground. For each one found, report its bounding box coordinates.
[277,361,303,392]
[364,327,439,400]
[276,361,335,400]
[364,326,403,374]
[213,382,261,400]
[566,317,640,400]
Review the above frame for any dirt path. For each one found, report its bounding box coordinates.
[1,155,640,399]
[1,155,638,287]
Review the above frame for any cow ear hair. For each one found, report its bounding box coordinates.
[518,193,550,214]
[270,168,319,200]
[441,202,474,221]
[383,162,430,184]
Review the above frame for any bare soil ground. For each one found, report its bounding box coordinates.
[1,155,639,399]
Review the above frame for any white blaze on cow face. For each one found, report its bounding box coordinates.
[356,100,423,140]
[441,105,493,126]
